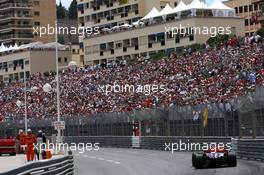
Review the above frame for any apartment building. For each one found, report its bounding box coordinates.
[224,0,262,35]
[0,0,56,46]
[77,0,243,65]
[252,0,264,27]
[83,16,244,65]
[32,0,56,43]
[71,44,84,67]
[77,0,194,28]
[77,0,192,64]
[0,44,72,84]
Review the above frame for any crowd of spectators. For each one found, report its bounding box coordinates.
[0,38,264,120]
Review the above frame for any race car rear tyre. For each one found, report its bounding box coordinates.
[192,154,196,167]
[193,155,204,169]
[227,155,237,167]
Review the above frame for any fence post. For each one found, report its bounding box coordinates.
[252,113,257,139]
[238,113,242,139]
[224,114,228,137]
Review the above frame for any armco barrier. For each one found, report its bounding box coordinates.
[232,138,264,161]
[139,136,232,151]
[64,136,132,148]
[0,153,74,175]
[64,136,231,151]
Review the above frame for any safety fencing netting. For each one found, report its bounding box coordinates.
[0,86,263,138]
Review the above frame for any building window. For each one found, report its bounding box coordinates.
[245,19,249,26]
[175,36,180,43]
[34,21,40,26]
[250,19,254,25]
[174,2,178,7]
[254,4,258,11]
[189,35,194,41]
[64,57,68,62]
[34,11,40,16]
[239,6,243,13]
[34,1,39,5]
[244,6,248,13]
[235,7,238,14]
[249,5,253,12]
[58,57,61,63]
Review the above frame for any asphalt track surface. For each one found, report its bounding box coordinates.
[74,148,264,175]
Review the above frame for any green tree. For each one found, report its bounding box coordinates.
[68,0,77,19]
[256,28,264,37]
[207,34,230,47]
[57,1,67,19]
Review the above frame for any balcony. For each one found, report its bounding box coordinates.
[0,14,33,21]
[251,0,262,4]
[0,34,33,41]
[0,24,33,30]
[0,3,33,11]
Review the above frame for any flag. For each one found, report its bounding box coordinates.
[203,108,209,128]
[193,111,200,121]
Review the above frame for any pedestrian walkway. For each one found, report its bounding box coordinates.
[0,154,26,173]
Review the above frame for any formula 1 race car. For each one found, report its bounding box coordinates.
[192,148,237,169]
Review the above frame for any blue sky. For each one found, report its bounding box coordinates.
[56,0,73,8]
[56,0,226,8]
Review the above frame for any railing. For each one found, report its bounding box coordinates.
[232,138,264,161]
[0,152,74,175]
[0,34,33,40]
[0,15,33,19]
[64,136,132,148]
[0,3,33,9]
[0,24,33,30]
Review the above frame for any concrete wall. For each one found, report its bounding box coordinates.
[30,50,72,74]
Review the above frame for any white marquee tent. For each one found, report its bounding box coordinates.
[0,42,66,54]
[209,0,236,17]
[173,1,187,13]
[160,4,174,16]
[139,0,236,22]
[141,7,161,21]
[171,1,187,15]
[185,0,209,16]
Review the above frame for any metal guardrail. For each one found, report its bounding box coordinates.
[64,136,132,148]
[232,138,264,162]
[0,153,74,175]
[64,136,232,151]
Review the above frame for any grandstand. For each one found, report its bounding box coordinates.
[0,37,263,121]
